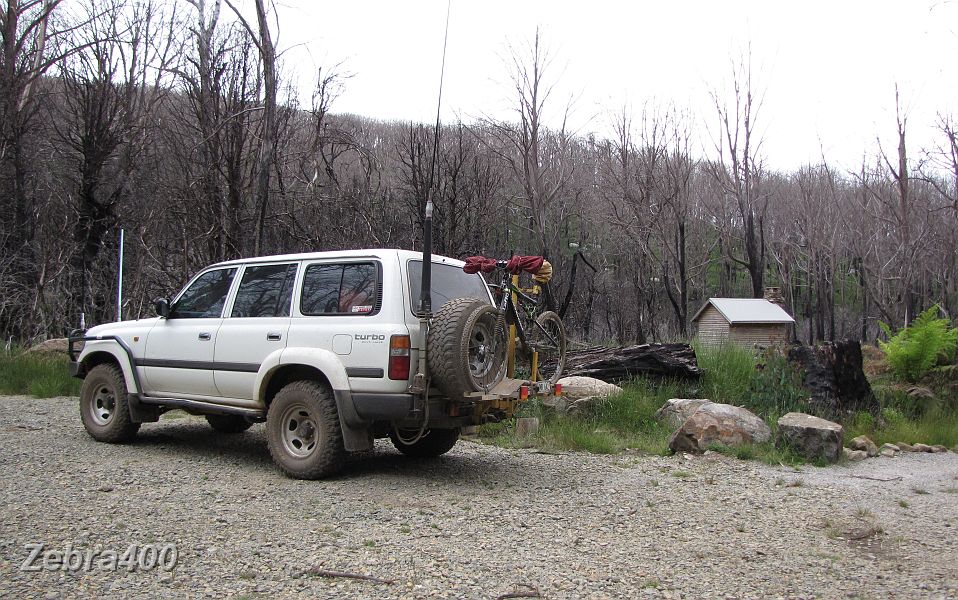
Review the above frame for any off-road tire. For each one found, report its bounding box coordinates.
[532,310,567,384]
[389,428,460,457]
[205,413,254,434]
[266,380,345,479]
[427,297,507,400]
[79,363,141,443]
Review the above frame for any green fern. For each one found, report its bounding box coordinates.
[879,305,958,383]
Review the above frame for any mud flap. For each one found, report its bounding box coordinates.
[332,389,373,451]
[126,394,161,423]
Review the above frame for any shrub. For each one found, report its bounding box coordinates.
[745,349,808,419]
[879,305,958,383]
[0,353,80,398]
[693,342,755,402]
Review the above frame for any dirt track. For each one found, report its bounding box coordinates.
[1,395,957,599]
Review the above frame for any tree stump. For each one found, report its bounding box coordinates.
[515,417,539,438]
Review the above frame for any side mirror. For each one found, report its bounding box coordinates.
[153,297,170,318]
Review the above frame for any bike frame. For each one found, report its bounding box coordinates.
[489,271,562,381]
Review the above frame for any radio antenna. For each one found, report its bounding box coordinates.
[411,0,452,397]
[426,0,452,201]
[419,0,452,318]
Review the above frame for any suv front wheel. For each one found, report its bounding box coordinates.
[79,363,141,443]
[266,380,345,479]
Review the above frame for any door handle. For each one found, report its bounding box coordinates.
[198,332,211,341]
[267,332,282,341]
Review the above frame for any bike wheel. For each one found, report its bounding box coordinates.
[531,311,567,384]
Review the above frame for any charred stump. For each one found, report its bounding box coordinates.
[786,339,876,414]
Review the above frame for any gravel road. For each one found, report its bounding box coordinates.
[1,395,957,599]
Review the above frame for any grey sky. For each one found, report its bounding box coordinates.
[265,0,957,171]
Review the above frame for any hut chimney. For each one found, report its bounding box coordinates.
[764,287,785,307]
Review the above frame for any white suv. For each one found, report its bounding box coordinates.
[69,249,506,479]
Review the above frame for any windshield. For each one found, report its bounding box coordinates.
[407,260,490,313]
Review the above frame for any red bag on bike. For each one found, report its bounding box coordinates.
[505,255,544,275]
[463,256,497,274]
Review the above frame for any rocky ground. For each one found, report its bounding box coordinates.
[1,395,956,599]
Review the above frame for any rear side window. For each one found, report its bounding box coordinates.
[408,260,490,313]
[300,262,380,316]
[172,268,237,319]
[231,263,297,318]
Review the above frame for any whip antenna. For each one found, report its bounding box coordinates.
[411,0,452,396]
[419,0,452,318]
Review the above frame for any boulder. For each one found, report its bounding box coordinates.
[911,443,933,453]
[23,338,69,355]
[849,435,879,457]
[776,412,843,463]
[654,399,713,429]
[879,443,900,457]
[668,403,771,454]
[541,394,601,415]
[896,442,915,452]
[931,445,949,453]
[555,376,622,399]
[843,447,868,462]
[541,396,570,412]
[566,396,599,415]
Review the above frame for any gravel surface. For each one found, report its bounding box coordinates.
[1,395,957,599]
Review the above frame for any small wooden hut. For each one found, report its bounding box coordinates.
[692,291,794,348]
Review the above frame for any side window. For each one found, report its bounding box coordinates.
[301,262,378,315]
[171,268,237,319]
[230,263,297,318]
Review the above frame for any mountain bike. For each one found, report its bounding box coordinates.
[461,257,568,392]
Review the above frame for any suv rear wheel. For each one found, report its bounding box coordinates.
[389,428,460,457]
[206,414,254,434]
[266,380,345,479]
[79,363,140,443]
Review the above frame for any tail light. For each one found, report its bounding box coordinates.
[388,335,411,380]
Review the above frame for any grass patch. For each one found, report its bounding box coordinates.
[845,406,958,448]
[694,342,755,402]
[479,348,815,462]
[478,381,682,455]
[0,352,80,398]
[706,441,806,467]
[479,343,954,461]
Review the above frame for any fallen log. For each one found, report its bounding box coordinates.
[558,343,702,382]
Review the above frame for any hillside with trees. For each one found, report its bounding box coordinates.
[2,0,956,344]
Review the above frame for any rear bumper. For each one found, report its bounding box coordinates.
[352,393,414,421]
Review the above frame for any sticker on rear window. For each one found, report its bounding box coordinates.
[351,305,373,313]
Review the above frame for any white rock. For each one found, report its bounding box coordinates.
[556,376,622,399]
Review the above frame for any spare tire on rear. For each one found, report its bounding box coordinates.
[427,297,507,400]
